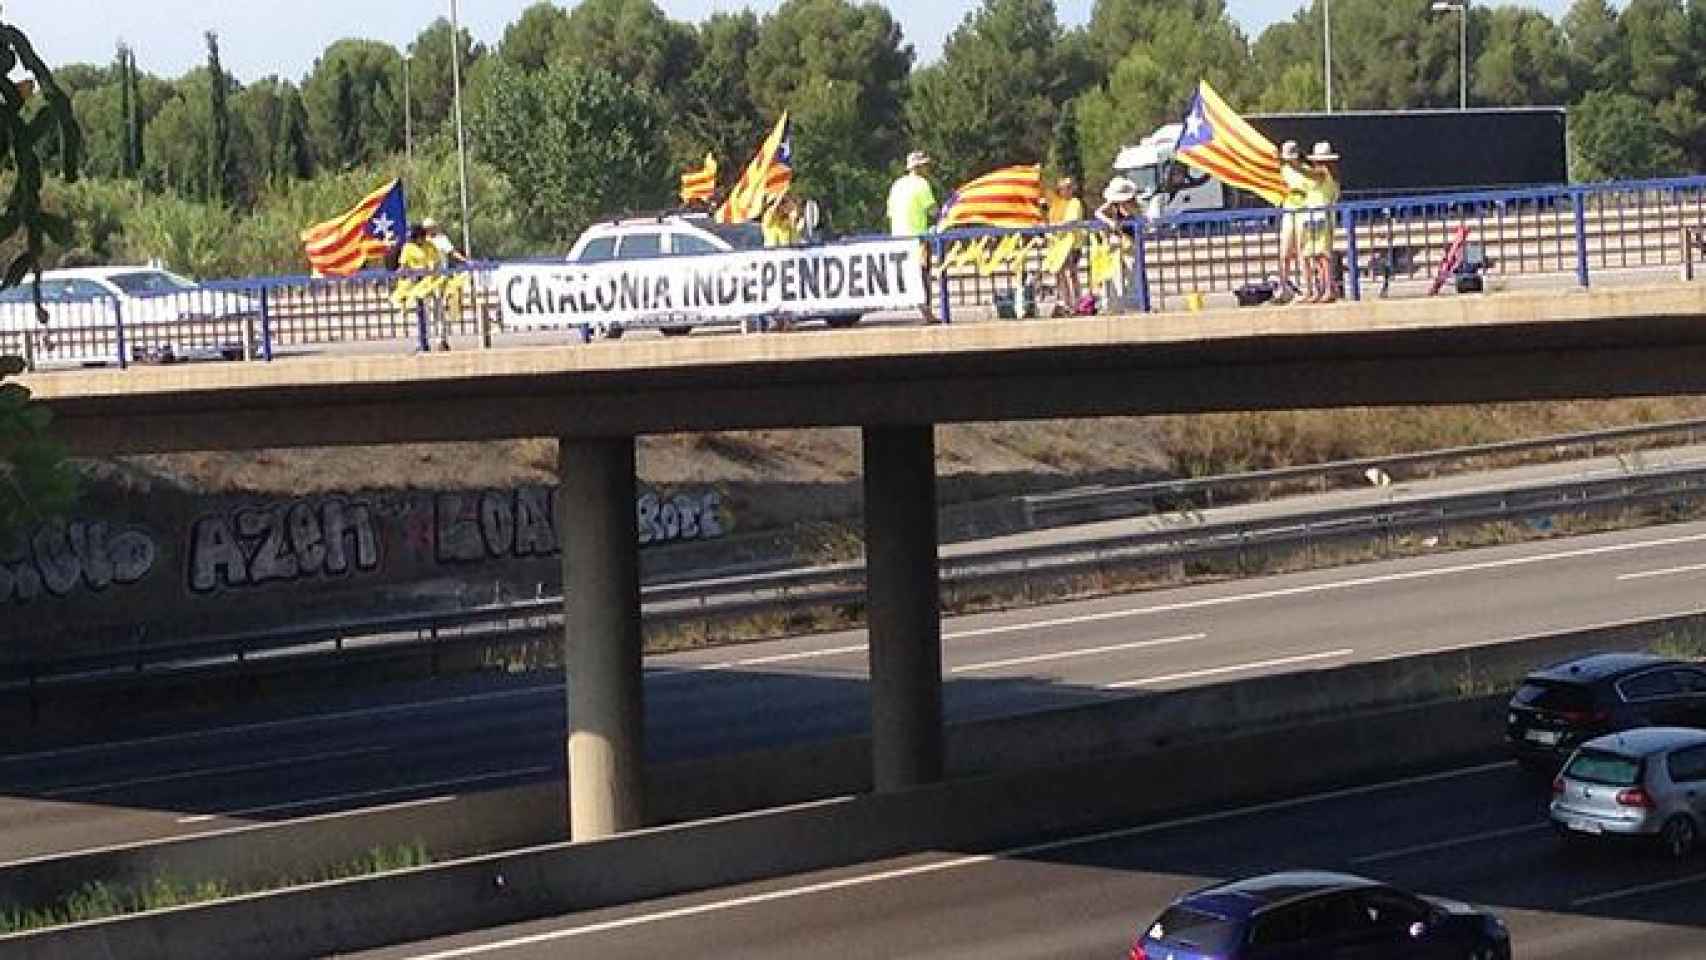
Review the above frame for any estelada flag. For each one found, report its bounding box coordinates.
[716,114,792,224]
[300,179,407,276]
[937,164,1045,230]
[680,152,717,205]
[1174,81,1287,206]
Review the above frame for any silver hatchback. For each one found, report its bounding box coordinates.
[1549,727,1706,858]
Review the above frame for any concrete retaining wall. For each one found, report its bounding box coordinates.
[4,609,1691,918]
[0,695,1508,959]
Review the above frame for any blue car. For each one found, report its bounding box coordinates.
[1129,871,1509,959]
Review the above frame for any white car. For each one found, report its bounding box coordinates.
[563,213,861,338]
[0,266,259,366]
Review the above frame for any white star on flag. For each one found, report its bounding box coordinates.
[1185,110,1206,138]
[370,213,396,242]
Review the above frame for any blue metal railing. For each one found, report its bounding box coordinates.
[2,175,1703,370]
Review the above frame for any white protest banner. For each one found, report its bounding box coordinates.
[496,239,927,329]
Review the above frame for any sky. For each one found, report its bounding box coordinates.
[11,0,1300,85]
[12,0,1587,85]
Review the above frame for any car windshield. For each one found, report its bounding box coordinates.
[1147,906,1240,952]
[106,270,197,296]
[705,222,765,251]
[1565,749,1642,786]
[1513,681,1592,712]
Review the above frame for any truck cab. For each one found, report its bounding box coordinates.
[1111,122,1227,219]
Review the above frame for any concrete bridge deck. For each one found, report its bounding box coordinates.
[19,283,1706,456]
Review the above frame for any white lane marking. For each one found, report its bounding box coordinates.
[1350,822,1549,865]
[0,685,560,765]
[975,528,1706,634]
[1571,871,1706,907]
[1107,649,1354,688]
[0,794,459,870]
[396,760,1516,959]
[42,746,389,798]
[663,528,1706,673]
[692,643,868,672]
[950,633,1205,674]
[1617,562,1706,582]
[175,766,551,824]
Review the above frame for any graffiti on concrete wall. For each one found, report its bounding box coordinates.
[188,497,381,594]
[637,491,726,546]
[434,486,729,563]
[0,520,158,604]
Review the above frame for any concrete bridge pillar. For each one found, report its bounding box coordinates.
[559,436,645,840]
[862,424,945,791]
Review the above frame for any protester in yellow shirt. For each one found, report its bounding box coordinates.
[391,224,453,350]
[1276,140,1311,304]
[887,150,938,323]
[762,195,802,248]
[1048,177,1085,315]
[1302,141,1342,303]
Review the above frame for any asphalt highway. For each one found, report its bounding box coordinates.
[8,516,1706,867]
[347,761,1706,959]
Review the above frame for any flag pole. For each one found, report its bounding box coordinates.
[449,0,474,259]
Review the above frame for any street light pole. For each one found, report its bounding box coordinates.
[449,0,474,259]
[1457,0,1467,110]
[1430,1,1468,110]
[1323,0,1333,112]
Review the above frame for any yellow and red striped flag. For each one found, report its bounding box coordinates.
[300,179,407,276]
[1174,81,1286,206]
[716,114,792,224]
[937,164,1045,230]
[680,152,718,205]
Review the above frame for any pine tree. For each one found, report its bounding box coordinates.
[206,31,233,203]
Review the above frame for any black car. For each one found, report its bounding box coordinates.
[1129,871,1510,960]
[1507,653,1706,771]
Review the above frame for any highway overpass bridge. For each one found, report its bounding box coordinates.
[18,281,1706,842]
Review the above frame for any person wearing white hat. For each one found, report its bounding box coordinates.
[888,150,939,322]
[1275,140,1310,304]
[1301,140,1342,303]
[1094,176,1140,227]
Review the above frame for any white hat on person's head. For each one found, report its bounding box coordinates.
[906,151,932,171]
[420,216,440,230]
[1308,141,1339,162]
[1103,177,1139,204]
[1280,140,1301,161]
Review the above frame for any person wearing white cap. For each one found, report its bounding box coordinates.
[888,150,939,322]
[1275,140,1310,304]
[1094,176,1140,228]
[1301,140,1341,303]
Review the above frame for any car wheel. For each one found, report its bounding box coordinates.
[660,325,693,337]
[601,326,625,340]
[1661,815,1697,859]
[825,314,861,330]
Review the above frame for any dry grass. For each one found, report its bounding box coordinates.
[102,398,1706,536]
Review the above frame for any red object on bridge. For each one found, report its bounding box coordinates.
[1429,224,1472,296]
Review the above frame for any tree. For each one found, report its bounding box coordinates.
[232,77,314,188]
[500,2,569,73]
[1561,0,1625,95]
[117,43,136,177]
[1570,89,1686,180]
[557,0,700,100]
[205,32,236,204]
[747,0,913,175]
[468,61,669,243]
[406,17,485,139]
[906,0,1068,191]
[1473,7,1572,106]
[0,11,83,547]
[301,39,403,171]
[1048,97,1083,186]
[1074,0,1251,185]
[676,11,766,174]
